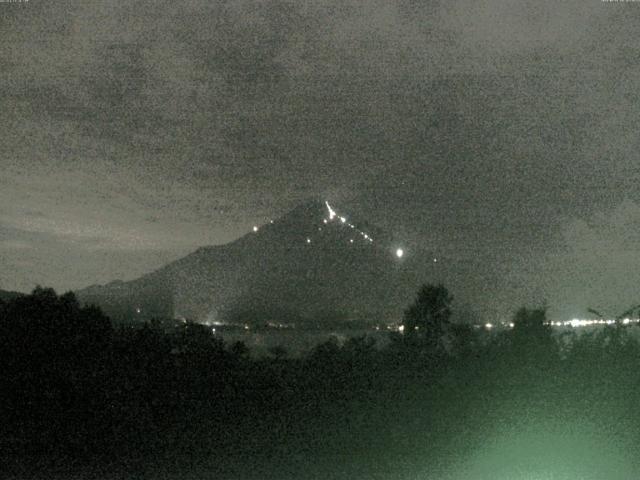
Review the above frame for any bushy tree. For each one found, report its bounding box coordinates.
[402,284,452,352]
[511,306,552,344]
[502,306,559,372]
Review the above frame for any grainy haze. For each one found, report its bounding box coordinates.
[2,0,640,320]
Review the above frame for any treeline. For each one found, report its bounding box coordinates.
[2,286,640,479]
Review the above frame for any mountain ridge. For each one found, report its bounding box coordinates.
[76,200,415,325]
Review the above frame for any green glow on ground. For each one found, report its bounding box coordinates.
[438,419,637,480]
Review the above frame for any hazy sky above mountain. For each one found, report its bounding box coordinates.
[2,0,640,319]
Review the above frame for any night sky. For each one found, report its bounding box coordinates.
[2,0,640,320]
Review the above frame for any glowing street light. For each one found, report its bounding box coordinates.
[253,226,259,232]
[396,248,404,258]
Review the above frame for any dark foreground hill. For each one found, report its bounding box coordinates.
[76,200,417,325]
[3,289,640,480]
[0,289,24,303]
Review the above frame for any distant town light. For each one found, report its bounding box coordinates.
[396,248,404,258]
[485,323,493,329]
[306,238,311,243]
[253,226,259,232]
[340,217,346,223]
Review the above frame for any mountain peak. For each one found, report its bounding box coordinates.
[274,198,330,226]
[248,199,383,250]
[76,199,413,324]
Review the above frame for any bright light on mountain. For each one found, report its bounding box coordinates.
[325,201,337,220]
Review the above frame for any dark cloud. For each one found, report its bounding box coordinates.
[2,0,639,318]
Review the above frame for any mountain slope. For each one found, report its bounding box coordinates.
[76,200,415,325]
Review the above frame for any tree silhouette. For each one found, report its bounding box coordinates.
[512,306,550,340]
[507,306,558,368]
[402,283,452,351]
[268,345,288,360]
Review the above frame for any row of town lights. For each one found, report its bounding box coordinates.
[477,318,640,330]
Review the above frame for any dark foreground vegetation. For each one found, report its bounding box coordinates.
[2,286,640,479]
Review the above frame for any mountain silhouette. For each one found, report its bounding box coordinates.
[76,200,416,326]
